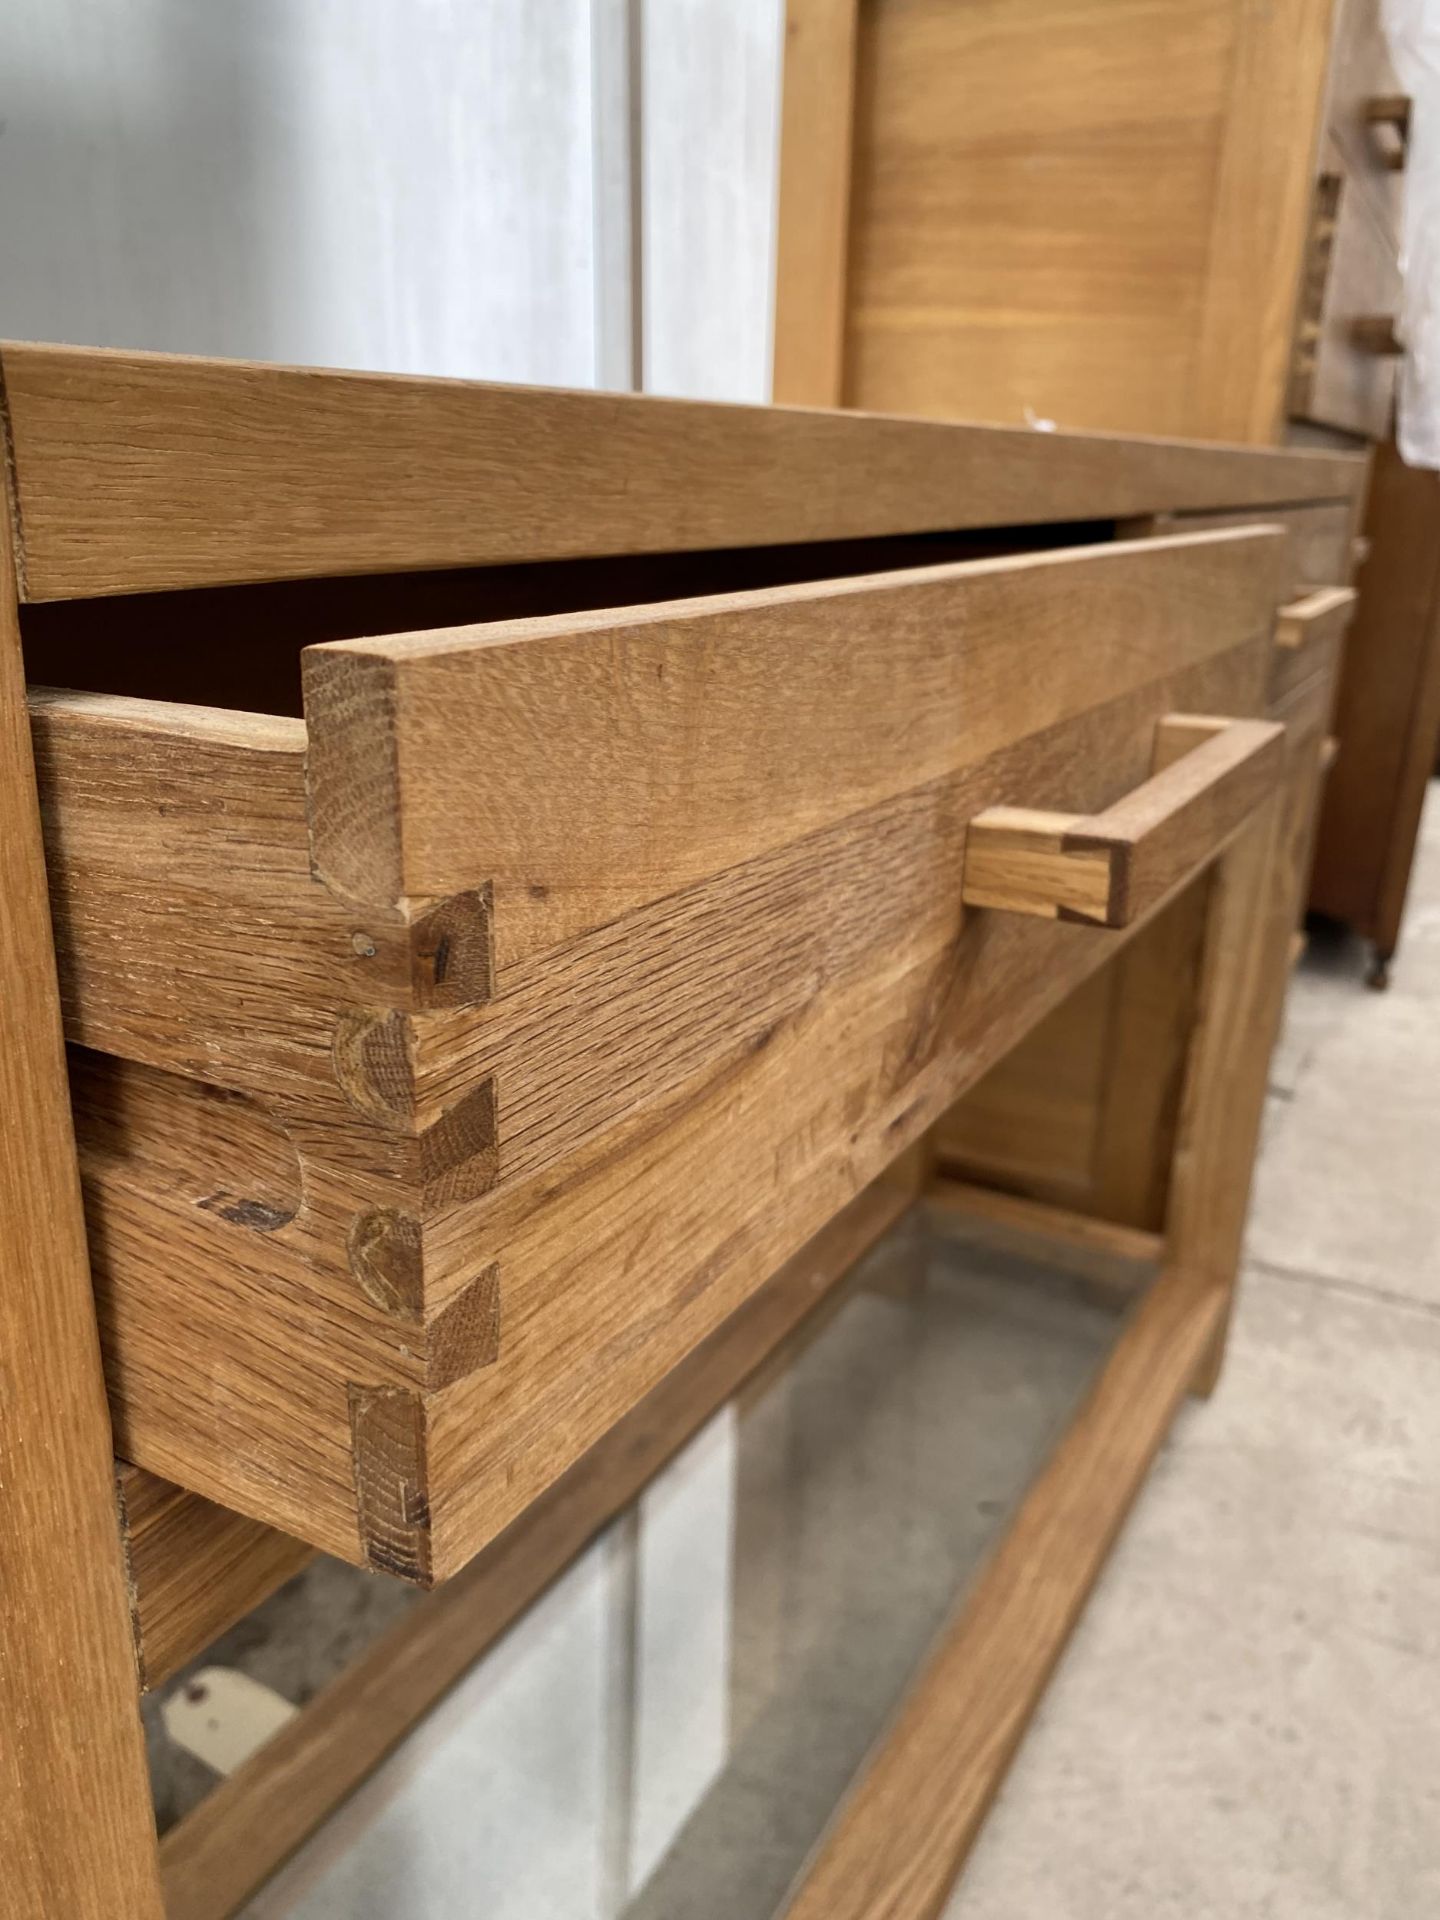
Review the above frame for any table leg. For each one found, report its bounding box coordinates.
[0,461,163,1915]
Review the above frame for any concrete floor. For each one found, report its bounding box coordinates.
[948,787,1440,1920]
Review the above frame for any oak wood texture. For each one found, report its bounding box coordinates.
[954,623,1339,1283]
[961,716,1283,927]
[1289,138,1401,440]
[0,341,1360,602]
[1311,440,1440,963]
[1167,796,1290,1397]
[924,1177,1162,1298]
[779,1263,1227,1920]
[1121,503,1357,600]
[831,0,1335,442]
[0,415,163,1912]
[1188,0,1339,444]
[158,1168,919,1920]
[1173,643,1341,1398]
[930,972,1115,1204]
[1272,582,1358,702]
[31,528,1284,1577]
[772,0,860,406]
[1275,583,1358,650]
[937,879,1215,1236]
[940,479,1361,1235]
[116,1464,313,1693]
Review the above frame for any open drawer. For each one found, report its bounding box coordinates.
[30,527,1284,1581]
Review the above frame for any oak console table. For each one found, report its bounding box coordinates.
[0,344,1363,1916]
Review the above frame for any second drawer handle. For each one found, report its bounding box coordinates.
[1276,584,1357,655]
[1365,94,1412,170]
[1351,315,1403,356]
[961,714,1284,929]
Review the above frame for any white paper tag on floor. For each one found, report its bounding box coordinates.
[161,1666,299,1777]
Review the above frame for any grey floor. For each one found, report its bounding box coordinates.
[948,787,1440,1920]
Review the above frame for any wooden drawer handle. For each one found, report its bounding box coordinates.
[1276,583,1357,652]
[961,714,1284,929]
[1365,94,1411,170]
[1352,315,1403,356]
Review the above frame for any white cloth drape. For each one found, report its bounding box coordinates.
[1385,0,1440,466]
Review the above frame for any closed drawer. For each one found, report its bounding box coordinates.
[1270,584,1358,706]
[1126,503,1357,601]
[1290,138,1402,440]
[32,529,1284,1581]
[1120,507,1356,707]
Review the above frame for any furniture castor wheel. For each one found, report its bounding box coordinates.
[1367,951,1392,991]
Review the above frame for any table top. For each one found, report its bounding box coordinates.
[0,341,1365,603]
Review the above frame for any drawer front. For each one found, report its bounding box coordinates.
[1125,503,1356,600]
[1270,584,1357,707]
[33,530,1283,1580]
[1290,140,1402,440]
[1123,507,1357,706]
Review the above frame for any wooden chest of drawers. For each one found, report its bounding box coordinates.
[36,533,1281,1578]
[0,344,1359,1582]
[0,340,1365,1917]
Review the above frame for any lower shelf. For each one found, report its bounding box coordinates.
[151,1191,1208,1920]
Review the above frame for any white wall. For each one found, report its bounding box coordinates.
[640,0,781,401]
[0,0,781,397]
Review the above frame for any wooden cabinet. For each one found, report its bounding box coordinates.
[780,0,1334,441]
[774,0,1429,1247]
[778,0,1440,980]
[1,341,1366,1914]
[1310,439,1440,979]
[35,525,1285,1578]
[935,561,1352,1229]
[777,0,1405,447]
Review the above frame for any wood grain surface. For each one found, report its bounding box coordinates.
[1272,582,1358,703]
[842,0,1336,443]
[0,341,1359,601]
[1323,0,1405,245]
[925,1176,1163,1277]
[30,533,1279,1575]
[962,716,1283,927]
[303,532,1282,925]
[1275,583,1358,651]
[0,404,162,1913]
[1188,0,1337,442]
[1179,653,1343,1393]
[1123,501,1356,600]
[117,1464,313,1692]
[1311,439,1440,956]
[772,0,860,406]
[1167,799,1286,1396]
[936,486,1358,1240]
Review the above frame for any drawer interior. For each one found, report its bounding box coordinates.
[20,520,1112,717]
